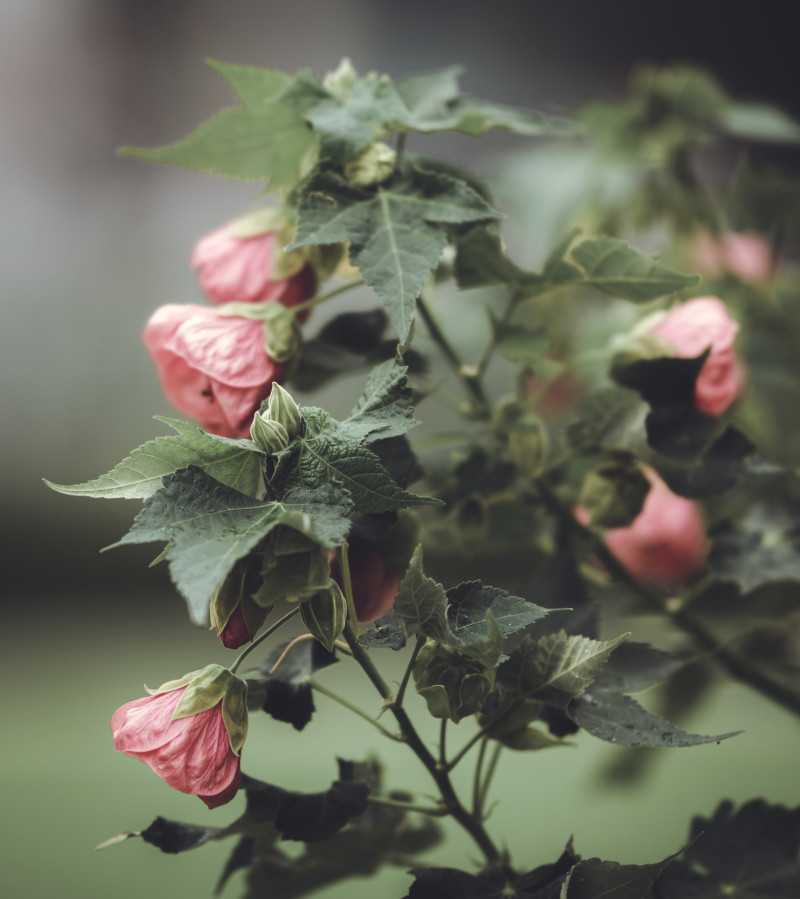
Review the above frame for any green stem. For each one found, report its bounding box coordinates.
[368,794,448,817]
[472,736,489,815]
[536,478,800,719]
[229,605,300,674]
[395,131,407,172]
[292,278,366,316]
[395,634,425,709]
[307,676,403,741]
[439,718,448,767]
[341,621,504,866]
[477,742,503,819]
[339,541,360,638]
[445,713,507,773]
[415,292,491,419]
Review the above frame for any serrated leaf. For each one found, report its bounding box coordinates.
[358,614,408,650]
[601,642,683,693]
[290,169,502,341]
[393,545,450,641]
[490,315,550,363]
[657,799,800,898]
[120,104,317,189]
[109,467,352,625]
[566,855,676,898]
[550,235,699,302]
[567,687,740,747]
[44,417,262,500]
[498,631,628,708]
[447,581,550,644]
[453,225,535,289]
[206,59,293,110]
[345,359,419,441]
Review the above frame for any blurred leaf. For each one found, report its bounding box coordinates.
[206,59,292,109]
[567,389,649,456]
[453,225,536,289]
[657,799,800,898]
[601,642,683,693]
[44,417,262,500]
[289,168,502,341]
[140,817,222,854]
[490,315,550,363]
[721,103,800,145]
[566,855,676,898]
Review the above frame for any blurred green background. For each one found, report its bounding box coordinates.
[3,1,800,897]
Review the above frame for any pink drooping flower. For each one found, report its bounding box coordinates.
[144,304,283,438]
[578,467,707,588]
[690,231,773,284]
[330,540,401,623]
[648,296,744,417]
[191,223,316,308]
[111,666,248,809]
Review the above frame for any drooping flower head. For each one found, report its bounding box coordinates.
[111,665,248,809]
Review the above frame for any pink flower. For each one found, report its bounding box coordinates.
[191,223,316,308]
[111,666,248,809]
[212,603,254,650]
[648,296,744,417]
[579,468,707,588]
[691,231,773,284]
[330,540,401,623]
[143,304,283,438]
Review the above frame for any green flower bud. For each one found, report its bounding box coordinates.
[250,413,290,455]
[578,453,651,528]
[507,414,548,479]
[323,58,357,101]
[412,642,495,723]
[300,581,348,652]
[267,383,303,441]
[261,303,302,364]
[343,142,397,187]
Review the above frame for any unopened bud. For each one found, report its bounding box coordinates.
[507,414,548,479]
[267,383,303,441]
[250,414,290,455]
[300,581,348,652]
[343,142,396,188]
[262,303,302,364]
[412,642,494,724]
[578,454,651,529]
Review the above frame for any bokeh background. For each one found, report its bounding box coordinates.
[4,2,800,897]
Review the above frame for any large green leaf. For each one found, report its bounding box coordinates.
[446,581,550,643]
[344,358,419,442]
[497,631,628,708]
[206,59,293,110]
[44,417,262,500]
[108,467,352,625]
[289,169,502,340]
[120,104,317,188]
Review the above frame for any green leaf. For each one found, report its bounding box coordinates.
[393,545,450,641]
[568,687,741,747]
[601,642,683,693]
[453,225,534,289]
[720,102,800,145]
[44,417,263,500]
[566,389,649,455]
[657,799,800,898]
[120,104,317,189]
[289,168,502,341]
[497,631,628,708]
[401,95,572,138]
[357,614,408,650]
[206,59,293,110]
[549,233,699,302]
[109,467,351,625]
[446,581,550,643]
[344,359,419,441]
[395,66,463,117]
[490,315,550,363]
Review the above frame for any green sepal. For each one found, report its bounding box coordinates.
[412,641,495,723]
[265,383,304,441]
[209,557,267,636]
[250,415,290,455]
[300,581,348,652]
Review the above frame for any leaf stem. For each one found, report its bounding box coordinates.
[415,292,491,419]
[307,676,403,741]
[339,541,360,638]
[472,736,489,815]
[341,620,504,866]
[476,742,503,819]
[445,715,505,772]
[394,132,407,172]
[291,278,366,316]
[439,718,448,767]
[395,634,425,709]
[536,477,800,719]
[229,605,301,674]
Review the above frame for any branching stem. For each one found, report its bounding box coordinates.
[307,676,403,741]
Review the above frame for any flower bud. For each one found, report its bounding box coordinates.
[323,58,357,101]
[507,414,548,479]
[412,642,495,723]
[578,454,651,529]
[261,303,302,364]
[250,413,290,455]
[300,581,348,652]
[267,383,303,441]
[343,142,397,187]
[209,558,268,649]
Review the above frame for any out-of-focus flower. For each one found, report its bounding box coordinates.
[191,222,316,308]
[577,467,707,588]
[690,231,773,284]
[648,296,744,416]
[143,304,283,438]
[329,539,401,623]
[111,665,248,809]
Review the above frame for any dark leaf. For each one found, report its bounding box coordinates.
[567,855,675,898]
[273,780,369,842]
[215,836,255,895]
[447,581,550,643]
[358,614,408,650]
[140,817,222,854]
[601,642,684,693]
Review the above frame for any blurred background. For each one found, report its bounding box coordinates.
[4,1,800,897]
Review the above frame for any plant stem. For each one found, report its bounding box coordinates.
[395,132,407,171]
[445,715,505,772]
[341,620,504,866]
[536,478,800,719]
[415,292,491,419]
[339,541,360,638]
[439,718,448,767]
[477,742,503,819]
[229,605,301,674]
[395,635,425,709]
[291,278,366,316]
[472,737,489,816]
[307,676,403,741]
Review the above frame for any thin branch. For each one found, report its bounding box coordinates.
[307,677,403,741]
